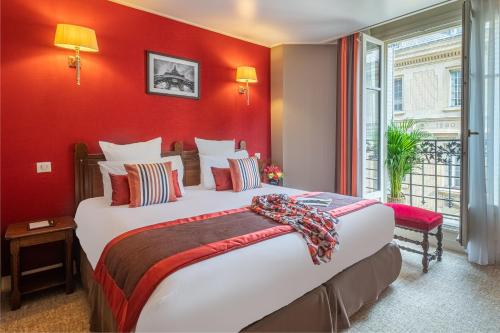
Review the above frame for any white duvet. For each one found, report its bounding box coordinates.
[75,184,394,332]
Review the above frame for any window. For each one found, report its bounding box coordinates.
[386,25,463,226]
[362,36,384,198]
[393,77,403,111]
[449,69,461,107]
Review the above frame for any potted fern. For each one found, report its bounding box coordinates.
[385,120,428,203]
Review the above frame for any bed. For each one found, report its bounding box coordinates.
[73,141,401,332]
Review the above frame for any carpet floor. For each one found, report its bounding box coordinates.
[1,250,499,332]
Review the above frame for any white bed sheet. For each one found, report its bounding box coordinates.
[75,184,394,332]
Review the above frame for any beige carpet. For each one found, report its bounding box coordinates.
[348,250,500,332]
[1,250,499,332]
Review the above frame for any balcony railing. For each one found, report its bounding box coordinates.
[401,139,461,225]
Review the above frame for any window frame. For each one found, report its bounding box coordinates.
[360,34,386,200]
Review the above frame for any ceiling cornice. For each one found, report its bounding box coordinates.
[108,0,271,47]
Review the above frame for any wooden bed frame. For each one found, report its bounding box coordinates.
[73,140,247,208]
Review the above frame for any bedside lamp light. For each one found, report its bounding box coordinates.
[236,66,257,105]
[54,24,99,85]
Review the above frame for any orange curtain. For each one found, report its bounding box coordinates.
[335,33,359,196]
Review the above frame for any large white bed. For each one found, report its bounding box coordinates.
[76,184,395,332]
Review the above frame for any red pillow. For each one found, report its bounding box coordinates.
[172,169,182,198]
[110,174,130,206]
[211,167,233,191]
[110,170,182,207]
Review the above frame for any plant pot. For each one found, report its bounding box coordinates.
[386,195,406,204]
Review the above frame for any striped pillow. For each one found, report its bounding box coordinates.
[125,161,177,207]
[228,157,262,192]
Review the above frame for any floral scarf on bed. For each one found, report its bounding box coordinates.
[250,194,339,264]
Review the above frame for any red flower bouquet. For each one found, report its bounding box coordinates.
[263,165,283,185]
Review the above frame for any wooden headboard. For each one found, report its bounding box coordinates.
[74,140,247,207]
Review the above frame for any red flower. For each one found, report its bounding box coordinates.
[264,164,283,181]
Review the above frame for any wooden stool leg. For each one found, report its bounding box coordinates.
[436,225,443,261]
[422,232,429,273]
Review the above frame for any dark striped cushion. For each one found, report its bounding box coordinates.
[228,157,261,192]
[125,161,177,207]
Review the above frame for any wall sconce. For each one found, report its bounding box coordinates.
[236,66,258,105]
[54,24,99,85]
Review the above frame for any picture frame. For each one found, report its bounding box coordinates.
[146,51,200,99]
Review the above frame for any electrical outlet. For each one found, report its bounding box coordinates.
[254,153,261,159]
[36,162,52,173]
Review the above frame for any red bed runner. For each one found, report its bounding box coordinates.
[93,192,378,332]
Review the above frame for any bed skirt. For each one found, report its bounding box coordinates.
[80,242,401,332]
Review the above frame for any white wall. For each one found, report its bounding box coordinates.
[271,44,337,192]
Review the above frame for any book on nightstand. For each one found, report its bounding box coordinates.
[27,220,55,231]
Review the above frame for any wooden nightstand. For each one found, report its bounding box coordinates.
[5,216,76,310]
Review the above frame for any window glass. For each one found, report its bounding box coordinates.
[394,77,403,111]
[363,40,382,195]
[450,70,462,107]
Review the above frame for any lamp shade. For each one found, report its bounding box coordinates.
[236,66,258,83]
[54,24,99,52]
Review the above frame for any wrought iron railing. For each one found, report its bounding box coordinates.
[364,139,380,193]
[363,138,461,224]
[401,139,461,223]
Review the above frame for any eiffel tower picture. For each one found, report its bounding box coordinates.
[147,51,200,99]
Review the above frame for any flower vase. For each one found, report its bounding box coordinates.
[269,179,279,186]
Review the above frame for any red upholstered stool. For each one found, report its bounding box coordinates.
[385,203,443,273]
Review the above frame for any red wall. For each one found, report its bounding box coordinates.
[1,0,270,225]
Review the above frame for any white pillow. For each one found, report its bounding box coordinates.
[195,137,235,156]
[200,150,249,189]
[98,155,185,203]
[99,137,162,161]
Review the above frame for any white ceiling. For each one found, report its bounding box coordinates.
[111,0,451,47]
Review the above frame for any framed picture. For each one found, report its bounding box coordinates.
[146,51,200,99]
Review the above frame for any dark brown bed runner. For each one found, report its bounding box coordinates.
[93,192,378,332]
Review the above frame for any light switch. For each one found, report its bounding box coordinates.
[36,162,52,173]
[254,153,261,159]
